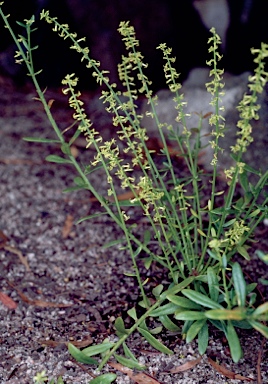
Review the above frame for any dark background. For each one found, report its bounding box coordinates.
[0,0,267,90]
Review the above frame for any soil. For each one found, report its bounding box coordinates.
[0,76,267,384]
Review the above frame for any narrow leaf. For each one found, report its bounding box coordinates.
[239,171,249,192]
[23,137,60,143]
[67,343,98,365]
[205,308,246,320]
[114,317,128,335]
[198,321,208,355]
[207,267,219,302]
[89,374,117,384]
[114,353,146,370]
[252,302,268,317]
[73,177,87,187]
[61,143,71,155]
[102,239,124,248]
[149,326,163,335]
[152,284,164,298]
[167,295,202,310]
[226,321,243,363]
[16,21,27,27]
[159,315,180,332]
[150,302,179,317]
[248,319,268,338]
[186,319,206,343]
[143,230,151,245]
[255,250,268,265]
[137,327,173,354]
[237,246,250,260]
[82,342,114,357]
[46,155,72,164]
[123,343,138,362]
[174,311,206,321]
[197,229,206,237]
[181,289,222,309]
[76,212,108,224]
[127,307,137,321]
[248,208,261,218]
[160,277,195,299]
[232,262,246,307]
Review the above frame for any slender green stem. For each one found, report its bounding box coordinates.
[97,299,163,370]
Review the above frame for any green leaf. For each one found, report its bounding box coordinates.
[232,320,252,329]
[122,342,138,362]
[114,353,146,370]
[46,155,72,164]
[186,319,206,343]
[113,199,141,207]
[197,228,206,237]
[237,246,250,260]
[160,276,195,299]
[82,342,114,357]
[21,38,29,50]
[159,315,180,332]
[198,322,208,355]
[139,320,149,332]
[137,327,173,354]
[248,319,268,338]
[223,218,236,228]
[239,171,249,192]
[127,307,137,321]
[114,317,129,336]
[149,326,163,335]
[73,176,87,187]
[138,297,151,308]
[222,254,227,269]
[16,20,27,27]
[133,246,142,258]
[61,143,71,155]
[205,308,246,320]
[194,274,208,283]
[208,319,227,333]
[143,229,151,246]
[102,239,124,248]
[76,212,108,224]
[181,289,222,309]
[207,267,219,302]
[69,125,82,145]
[67,343,98,365]
[252,302,268,317]
[63,186,86,193]
[226,321,242,363]
[232,262,246,307]
[152,284,164,298]
[210,207,226,215]
[89,373,117,384]
[166,295,202,310]
[174,311,206,321]
[246,283,257,294]
[255,250,268,265]
[248,208,261,218]
[241,163,260,175]
[23,136,60,143]
[143,256,153,270]
[150,303,179,317]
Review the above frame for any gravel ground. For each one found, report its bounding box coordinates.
[0,78,267,384]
